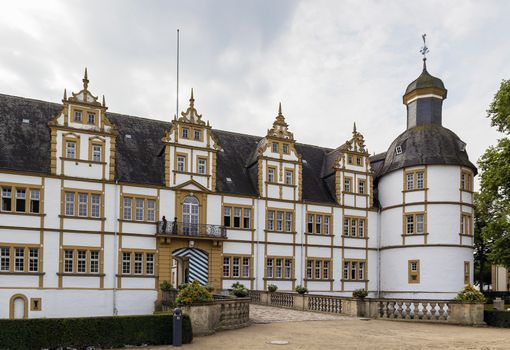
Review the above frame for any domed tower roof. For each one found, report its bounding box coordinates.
[404,60,446,95]
[378,124,477,177]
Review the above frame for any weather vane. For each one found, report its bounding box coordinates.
[420,33,429,60]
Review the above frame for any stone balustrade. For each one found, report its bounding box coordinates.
[247,291,484,326]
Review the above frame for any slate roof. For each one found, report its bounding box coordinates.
[405,63,446,95]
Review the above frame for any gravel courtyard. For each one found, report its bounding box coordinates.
[139,305,510,350]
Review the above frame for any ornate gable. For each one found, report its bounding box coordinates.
[177,89,206,126]
[345,123,367,154]
[266,103,294,141]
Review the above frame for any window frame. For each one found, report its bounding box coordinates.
[408,259,420,284]
[61,247,101,275]
[266,208,294,233]
[342,259,367,281]
[404,169,426,191]
[176,153,188,172]
[306,212,333,235]
[121,195,158,223]
[223,205,252,229]
[305,258,332,281]
[63,190,103,219]
[342,216,366,238]
[404,212,427,235]
[196,157,208,175]
[265,257,293,280]
[267,166,277,183]
[119,250,156,276]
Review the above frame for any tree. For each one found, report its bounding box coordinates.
[478,79,510,269]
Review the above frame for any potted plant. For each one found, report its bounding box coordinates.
[352,288,368,299]
[454,284,486,302]
[176,281,213,306]
[295,285,308,295]
[267,284,278,293]
[230,282,249,298]
[160,280,172,291]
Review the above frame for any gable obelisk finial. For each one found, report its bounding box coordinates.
[63,88,67,101]
[189,88,194,107]
[83,67,89,89]
[353,122,357,133]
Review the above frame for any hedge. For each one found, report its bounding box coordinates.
[484,310,510,328]
[0,314,192,350]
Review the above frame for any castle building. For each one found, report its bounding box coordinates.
[0,60,476,319]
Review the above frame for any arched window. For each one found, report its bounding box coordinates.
[182,196,199,235]
[9,294,28,319]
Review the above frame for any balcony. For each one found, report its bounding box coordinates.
[157,221,227,239]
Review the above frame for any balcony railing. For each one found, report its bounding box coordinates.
[157,221,227,238]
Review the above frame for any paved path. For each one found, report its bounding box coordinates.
[249,304,352,323]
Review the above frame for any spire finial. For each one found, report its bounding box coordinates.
[102,95,106,107]
[189,88,194,107]
[353,122,357,133]
[278,102,282,116]
[420,34,429,71]
[63,88,67,100]
[83,67,89,89]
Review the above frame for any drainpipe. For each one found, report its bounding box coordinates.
[377,207,381,299]
[255,197,260,290]
[300,202,304,286]
[113,179,119,315]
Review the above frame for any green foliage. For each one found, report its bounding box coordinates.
[160,280,173,291]
[487,79,510,134]
[352,288,368,299]
[204,284,215,293]
[178,283,189,290]
[484,310,510,327]
[230,282,249,297]
[176,280,213,305]
[267,284,278,293]
[295,285,308,295]
[454,284,486,302]
[0,314,192,350]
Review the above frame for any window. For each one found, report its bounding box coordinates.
[405,170,425,191]
[266,257,292,279]
[285,170,294,185]
[146,253,154,275]
[197,158,207,174]
[306,259,331,280]
[122,252,131,274]
[306,213,332,235]
[182,128,189,139]
[74,110,82,122]
[91,194,101,218]
[123,197,132,220]
[147,200,156,222]
[92,144,102,162]
[223,257,231,277]
[135,198,144,221]
[243,257,250,278]
[408,260,420,283]
[344,177,352,192]
[194,130,201,141]
[66,141,76,159]
[343,217,366,238]
[134,253,143,274]
[347,155,353,164]
[343,260,366,281]
[90,251,99,273]
[358,180,365,194]
[405,213,426,235]
[177,155,186,172]
[267,167,276,183]
[395,146,403,154]
[2,188,12,211]
[356,156,363,166]
[64,250,74,273]
[0,247,10,271]
[267,209,293,232]
[65,192,75,216]
[232,257,240,277]
[122,196,157,222]
[28,248,38,272]
[30,189,40,213]
[223,206,251,229]
[78,193,88,217]
[282,144,289,154]
[14,248,24,272]
[87,112,95,124]
[461,213,472,236]
[120,251,155,276]
[461,171,473,191]
[15,189,26,212]
[272,142,279,153]
[77,250,87,273]
[464,261,470,284]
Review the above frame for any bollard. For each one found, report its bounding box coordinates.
[173,308,182,347]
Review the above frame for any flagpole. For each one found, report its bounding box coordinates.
[176,29,180,119]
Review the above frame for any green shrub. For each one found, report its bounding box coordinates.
[353,288,368,299]
[204,284,215,293]
[454,284,486,302]
[231,282,249,297]
[295,285,308,295]
[178,283,189,290]
[484,310,510,328]
[176,280,213,305]
[0,314,192,350]
[160,280,173,291]
[267,284,278,293]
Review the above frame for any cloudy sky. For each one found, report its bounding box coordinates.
[0,0,507,182]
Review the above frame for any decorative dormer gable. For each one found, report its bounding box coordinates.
[256,104,302,201]
[163,89,220,191]
[49,69,116,180]
[334,123,373,208]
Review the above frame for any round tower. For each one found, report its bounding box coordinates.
[377,58,477,299]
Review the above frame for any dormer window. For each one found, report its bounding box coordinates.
[182,128,189,139]
[66,141,77,159]
[194,130,201,141]
[197,158,207,174]
[395,146,403,155]
[74,111,82,122]
[87,112,95,125]
[356,156,362,166]
[283,144,289,154]
[92,145,102,162]
[347,155,353,164]
[272,142,279,153]
[177,155,186,172]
